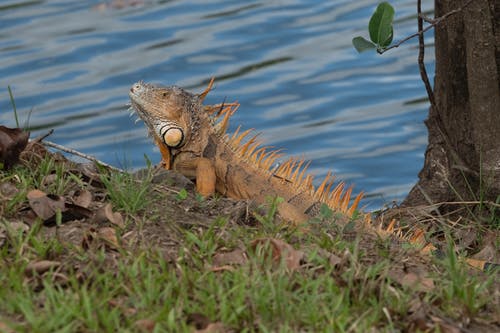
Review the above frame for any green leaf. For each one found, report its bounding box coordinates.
[368,2,395,48]
[176,188,188,201]
[352,37,377,53]
[319,203,333,220]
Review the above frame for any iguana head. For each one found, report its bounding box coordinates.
[129,82,199,149]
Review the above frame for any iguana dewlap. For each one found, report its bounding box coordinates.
[128,79,362,224]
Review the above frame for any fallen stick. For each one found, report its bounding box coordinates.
[41,140,123,173]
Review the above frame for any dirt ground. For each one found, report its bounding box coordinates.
[1,141,499,332]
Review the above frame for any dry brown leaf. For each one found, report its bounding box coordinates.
[0,181,19,199]
[251,238,304,271]
[212,248,247,267]
[27,189,91,224]
[65,203,93,219]
[429,315,462,333]
[329,253,342,267]
[472,233,499,264]
[98,227,120,249]
[134,318,156,332]
[0,125,29,170]
[25,260,61,276]
[5,221,29,233]
[389,270,435,292]
[73,189,92,208]
[94,204,124,228]
[27,189,65,221]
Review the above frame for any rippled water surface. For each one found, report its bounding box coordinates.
[0,0,434,209]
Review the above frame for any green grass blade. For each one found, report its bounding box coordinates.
[7,85,20,128]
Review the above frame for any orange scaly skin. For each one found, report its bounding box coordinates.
[129,79,361,224]
[129,79,497,271]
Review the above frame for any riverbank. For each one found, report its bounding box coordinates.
[0,138,498,332]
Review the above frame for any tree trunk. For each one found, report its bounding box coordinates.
[403,0,500,207]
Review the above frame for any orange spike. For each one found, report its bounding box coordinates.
[275,160,290,178]
[273,161,285,174]
[256,147,270,165]
[408,229,426,246]
[290,159,305,182]
[329,182,345,208]
[296,161,311,187]
[256,147,270,164]
[204,105,218,115]
[239,134,259,156]
[283,159,296,178]
[315,172,332,198]
[230,125,241,141]
[347,192,363,216]
[420,243,438,254]
[340,187,352,212]
[199,77,215,102]
[262,150,282,170]
[385,219,397,233]
[219,106,237,135]
[324,181,335,200]
[406,228,437,254]
[246,140,262,159]
[232,128,253,147]
[304,175,314,190]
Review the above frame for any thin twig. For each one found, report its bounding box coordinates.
[31,129,54,143]
[423,200,500,209]
[416,0,435,107]
[378,0,474,54]
[42,140,123,173]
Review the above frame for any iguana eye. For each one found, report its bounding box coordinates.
[157,123,184,148]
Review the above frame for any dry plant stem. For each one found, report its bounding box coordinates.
[427,200,500,209]
[42,140,123,173]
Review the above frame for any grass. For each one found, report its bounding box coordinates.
[98,160,153,215]
[0,150,498,332]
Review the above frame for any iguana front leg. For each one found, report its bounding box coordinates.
[155,136,172,169]
[173,157,216,197]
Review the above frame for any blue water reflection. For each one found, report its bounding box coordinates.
[0,0,434,210]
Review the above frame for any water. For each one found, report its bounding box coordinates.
[0,0,434,210]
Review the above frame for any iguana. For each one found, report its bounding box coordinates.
[128,78,496,271]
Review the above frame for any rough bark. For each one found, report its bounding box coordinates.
[403,0,500,207]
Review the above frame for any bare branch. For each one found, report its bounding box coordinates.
[377,0,474,54]
[417,0,435,107]
[42,140,123,173]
